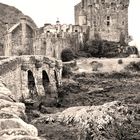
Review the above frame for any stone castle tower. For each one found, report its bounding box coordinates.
[75,0,129,42]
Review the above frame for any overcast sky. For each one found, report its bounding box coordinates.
[0,0,140,47]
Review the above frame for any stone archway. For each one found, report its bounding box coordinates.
[27,70,37,98]
[42,70,50,94]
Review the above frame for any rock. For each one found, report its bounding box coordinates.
[0,82,16,101]
[34,101,134,139]
[0,111,19,119]
[0,128,29,137]
[0,136,42,140]
[0,99,26,118]
[0,118,38,136]
[0,82,40,139]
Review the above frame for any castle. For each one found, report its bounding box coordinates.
[0,0,130,101]
[1,0,129,58]
[75,0,129,42]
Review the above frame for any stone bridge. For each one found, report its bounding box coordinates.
[0,55,62,101]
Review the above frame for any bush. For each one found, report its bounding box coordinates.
[61,48,75,62]
[84,40,125,58]
[125,61,140,72]
[118,59,123,64]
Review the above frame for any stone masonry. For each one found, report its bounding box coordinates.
[0,56,62,101]
[75,0,129,42]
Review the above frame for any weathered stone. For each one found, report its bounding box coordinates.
[0,56,62,101]
[0,93,14,102]
[0,136,42,140]
[0,83,16,101]
[0,111,19,119]
[0,118,38,136]
[75,0,129,42]
[0,99,26,118]
[0,128,29,137]
[34,101,134,139]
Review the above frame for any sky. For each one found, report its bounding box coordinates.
[0,0,140,47]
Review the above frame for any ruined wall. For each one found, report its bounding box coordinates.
[4,18,35,56]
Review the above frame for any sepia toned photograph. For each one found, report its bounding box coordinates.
[0,0,139,139]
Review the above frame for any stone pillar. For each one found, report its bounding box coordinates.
[35,68,45,97]
[34,56,45,96]
[20,17,27,50]
[21,70,30,99]
[55,60,63,87]
[48,62,57,98]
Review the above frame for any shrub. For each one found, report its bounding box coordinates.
[125,61,140,72]
[84,40,126,58]
[118,59,123,64]
[61,48,75,62]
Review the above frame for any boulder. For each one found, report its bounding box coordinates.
[0,99,26,118]
[0,111,19,119]
[0,82,16,101]
[0,118,38,136]
[0,136,42,140]
[34,101,134,139]
[0,128,30,137]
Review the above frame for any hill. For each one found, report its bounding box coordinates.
[0,3,37,40]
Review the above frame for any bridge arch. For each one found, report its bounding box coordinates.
[42,70,50,94]
[27,70,37,99]
[54,70,59,88]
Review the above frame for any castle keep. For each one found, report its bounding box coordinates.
[75,0,129,42]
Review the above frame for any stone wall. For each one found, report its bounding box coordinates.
[33,33,81,59]
[4,19,83,59]
[75,0,129,42]
[0,56,62,101]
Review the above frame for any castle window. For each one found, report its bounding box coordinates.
[107,16,110,20]
[122,21,125,25]
[75,30,78,32]
[107,21,110,26]
[106,16,110,27]
[43,41,46,45]
[93,20,97,28]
